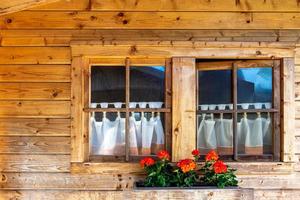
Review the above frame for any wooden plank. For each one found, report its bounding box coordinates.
[3,11,300,30]
[172,57,196,162]
[91,0,300,12]
[0,154,70,172]
[0,101,70,118]
[0,0,59,16]
[0,65,70,82]
[0,172,132,190]
[0,189,254,200]
[1,36,72,46]
[0,47,70,64]
[0,118,70,136]
[0,83,70,100]
[31,0,89,10]
[70,56,88,162]
[71,44,294,58]
[0,136,70,154]
[282,58,296,162]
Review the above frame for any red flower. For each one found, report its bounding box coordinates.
[205,150,219,162]
[192,149,200,157]
[157,150,170,160]
[177,159,196,173]
[213,160,227,174]
[140,157,155,168]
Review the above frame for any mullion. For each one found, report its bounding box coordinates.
[125,58,130,162]
[232,63,238,161]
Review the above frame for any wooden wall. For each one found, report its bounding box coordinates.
[1,0,300,199]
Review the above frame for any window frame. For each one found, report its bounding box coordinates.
[196,60,281,161]
[70,42,295,174]
[86,58,172,162]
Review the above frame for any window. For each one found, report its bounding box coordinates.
[196,60,281,161]
[87,58,171,162]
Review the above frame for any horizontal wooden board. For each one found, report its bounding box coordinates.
[91,0,300,12]
[0,47,70,64]
[2,11,300,29]
[0,118,70,136]
[0,101,70,118]
[0,36,72,46]
[0,136,70,154]
[0,29,295,38]
[0,65,70,82]
[0,83,70,100]
[0,172,133,190]
[31,0,89,10]
[0,189,254,200]
[72,44,294,58]
[0,154,70,172]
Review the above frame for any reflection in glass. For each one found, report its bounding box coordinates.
[197,113,233,155]
[237,112,272,155]
[91,66,125,103]
[130,66,165,103]
[237,67,272,106]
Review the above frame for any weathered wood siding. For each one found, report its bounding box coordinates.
[0,0,300,199]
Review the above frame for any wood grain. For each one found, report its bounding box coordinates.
[0,47,70,64]
[0,118,70,136]
[0,101,70,118]
[0,65,70,82]
[91,0,300,12]
[0,154,70,172]
[3,11,300,30]
[172,58,196,161]
[0,136,70,154]
[0,83,70,100]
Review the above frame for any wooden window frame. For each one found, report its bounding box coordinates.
[196,60,280,161]
[86,58,172,162]
[70,42,295,174]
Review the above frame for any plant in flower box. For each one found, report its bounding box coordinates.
[138,149,238,188]
[200,150,238,188]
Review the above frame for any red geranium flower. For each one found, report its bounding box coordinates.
[157,150,170,160]
[205,150,219,162]
[213,160,227,174]
[192,149,200,157]
[177,159,196,173]
[140,157,155,168]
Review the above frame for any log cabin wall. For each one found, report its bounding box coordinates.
[0,0,300,199]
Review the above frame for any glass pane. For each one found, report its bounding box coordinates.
[129,112,165,156]
[237,67,272,109]
[237,112,273,156]
[198,70,232,111]
[91,66,125,103]
[197,113,233,156]
[90,112,126,156]
[130,66,165,105]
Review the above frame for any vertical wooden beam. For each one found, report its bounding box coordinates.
[172,57,196,162]
[71,56,89,163]
[282,57,296,162]
[165,58,172,154]
[273,60,281,161]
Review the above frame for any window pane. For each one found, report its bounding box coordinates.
[197,113,233,156]
[90,112,126,156]
[130,66,165,104]
[237,112,272,156]
[91,66,125,103]
[129,112,165,156]
[237,67,272,108]
[198,70,232,110]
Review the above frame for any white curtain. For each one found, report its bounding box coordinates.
[90,102,165,156]
[198,103,272,156]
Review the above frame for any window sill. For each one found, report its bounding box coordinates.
[70,161,294,175]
